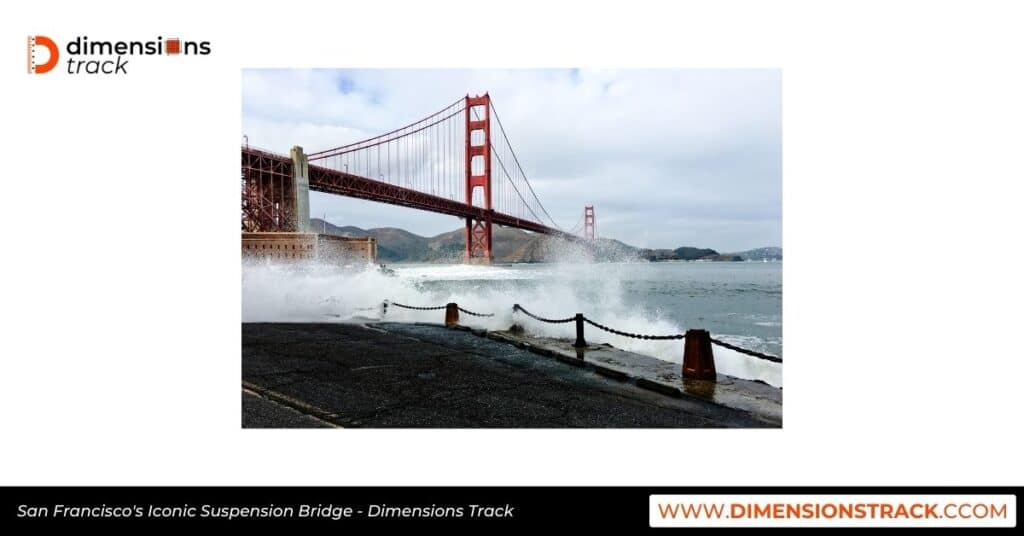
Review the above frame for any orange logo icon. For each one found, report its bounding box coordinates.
[27,35,59,74]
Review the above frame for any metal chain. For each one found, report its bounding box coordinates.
[386,300,782,363]
[457,307,494,317]
[512,304,575,324]
[386,301,447,311]
[582,317,685,340]
[386,301,494,317]
[710,337,783,363]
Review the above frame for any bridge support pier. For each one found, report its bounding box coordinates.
[465,216,493,264]
[290,146,312,233]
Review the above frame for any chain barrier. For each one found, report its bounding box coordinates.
[582,317,685,341]
[386,301,447,311]
[457,306,494,317]
[512,304,575,324]
[385,300,782,364]
[385,301,494,317]
[709,337,783,363]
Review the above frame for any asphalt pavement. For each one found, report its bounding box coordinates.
[242,322,772,428]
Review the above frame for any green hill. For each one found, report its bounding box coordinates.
[309,218,779,264]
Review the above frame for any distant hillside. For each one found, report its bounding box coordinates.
[729,246,782,261]
[638,246,720,261]
[310,218,779,263]
[312,219,546,263]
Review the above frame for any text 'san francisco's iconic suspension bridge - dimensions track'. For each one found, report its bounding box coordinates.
[241,94,592,263]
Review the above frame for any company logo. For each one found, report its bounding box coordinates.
[25,35,211,75]
[27,35,59,74]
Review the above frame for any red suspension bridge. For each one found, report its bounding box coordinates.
[241,94,595,263]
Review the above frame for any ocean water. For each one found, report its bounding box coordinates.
[242,260,782,387]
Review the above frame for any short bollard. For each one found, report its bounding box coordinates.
[445,302,459,327]
[573,313,587,348]
[682,329,716,381]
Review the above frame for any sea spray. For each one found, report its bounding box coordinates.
[241,258,782,387]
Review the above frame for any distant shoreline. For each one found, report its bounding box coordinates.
[311,216,780,264]
[376,258,783,266]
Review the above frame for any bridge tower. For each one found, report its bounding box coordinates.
[464,94,493,264]
[584,205,595,240]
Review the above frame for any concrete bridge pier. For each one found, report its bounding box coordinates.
[290,145,311,233]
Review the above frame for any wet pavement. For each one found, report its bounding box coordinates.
[242,322,776,428]
[489,329,782,424]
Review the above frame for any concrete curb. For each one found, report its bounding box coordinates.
[376,321,780,426]
[483,331,692,398]
[484,331,779,425]
[242,381,344,428]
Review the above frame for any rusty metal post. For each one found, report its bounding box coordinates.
[682,329,716,380]
[445,303,460,327]
[573,314,587,348]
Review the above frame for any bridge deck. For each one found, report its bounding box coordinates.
[243,146,575,240]
[307,161,562,236]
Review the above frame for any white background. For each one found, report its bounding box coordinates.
[1,0,1022,485]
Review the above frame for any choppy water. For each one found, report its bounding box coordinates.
[242,260,782,387]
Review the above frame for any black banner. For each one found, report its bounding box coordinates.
[0,487,1019,530]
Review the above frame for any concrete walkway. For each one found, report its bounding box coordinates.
[242,322,775,428]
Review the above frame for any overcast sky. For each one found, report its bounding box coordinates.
[242,69,780,251]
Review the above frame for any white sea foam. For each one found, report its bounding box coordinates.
[241,259,782,387]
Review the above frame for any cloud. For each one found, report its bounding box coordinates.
[242,69,781,251]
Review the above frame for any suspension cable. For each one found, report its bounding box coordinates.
[489,100,564,230]
[308,96,465,159]
[472,105,546,224]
